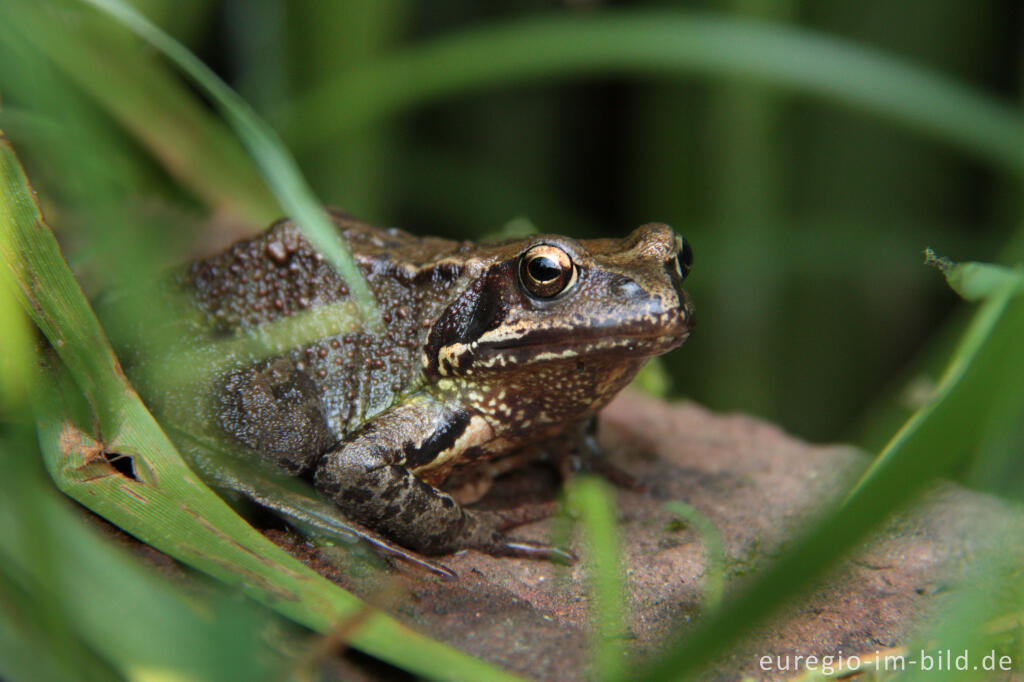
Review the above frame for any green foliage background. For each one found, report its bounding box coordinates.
[1,1,1022,680]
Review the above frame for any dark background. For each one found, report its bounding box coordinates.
[10,0,1024,444]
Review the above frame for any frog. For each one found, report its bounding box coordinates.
[107,210,694,559]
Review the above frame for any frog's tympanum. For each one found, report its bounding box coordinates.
[116,211,694,557]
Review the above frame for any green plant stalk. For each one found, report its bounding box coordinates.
[71,0,381,329]
[568,477,626,682]
[0,134,520,682]
[664,501,725,612]
[284,11,1023,175]
[282,1,408,221]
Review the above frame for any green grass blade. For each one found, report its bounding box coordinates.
[70,0,380,327]
[0,135,127,431]
[0,2,278,226]
[639,265,1024,680]
[664,501,725,612]
[0,133,520,682]
[1,425,281,682]
[284,11,1024,175]
[924,248,1024,302]
[848,258,1024,500]
[567,477,626,682]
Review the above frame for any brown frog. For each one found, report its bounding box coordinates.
[111,211,694,558]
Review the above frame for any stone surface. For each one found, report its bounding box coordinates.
[266,391,1024,680]
[85,390,1023,679]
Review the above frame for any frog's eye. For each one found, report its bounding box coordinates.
[673,235,693,281]
[519,244,577,299]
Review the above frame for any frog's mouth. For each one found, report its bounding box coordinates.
[473,306,694,367]
[432,287,694,377]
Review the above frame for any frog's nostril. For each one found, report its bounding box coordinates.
[678,289,696,326]
[610,276,643,299]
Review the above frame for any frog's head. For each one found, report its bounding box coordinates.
[423,223,694,382]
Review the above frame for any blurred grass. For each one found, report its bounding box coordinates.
[283,11,1024,174]
[849,256,1024,499]
[77,0,382,327]
[642,255,1024,679]
[9,2,1020,440]
[1,0,1022,680]
[0,132,519,681]
[665,501,726,612]
[567,477,627,682]
[0,431,285,682]
[0,0,278,226]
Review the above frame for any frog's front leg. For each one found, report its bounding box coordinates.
[554,416,645,491]
[314,396,564,558]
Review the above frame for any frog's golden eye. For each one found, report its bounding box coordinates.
[519,244,577,299]
[673,235,693,281]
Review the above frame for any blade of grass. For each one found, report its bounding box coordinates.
[664,501,725,612]
[848,257,1024,500]
[283,11,1024,175]
[0,133,520,682]
[2,287,269,682]
[0,136,126,430]
[897,555,1023,682]
[639,264,1024,680]
[280,1,409,221]
[924,248,1024,302]
[57,0,380,328]
[1,424,282,682]
[0,269,32,407]
[567,477,626,682]
[0,2,278,226]
[0,550,122,682]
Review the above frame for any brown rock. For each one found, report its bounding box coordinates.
[280,391,1024,680]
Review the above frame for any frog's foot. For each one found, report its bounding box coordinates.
[463,510,575,562]
[487,539,576,563]
[557,417,647,492]
[348,530,459,580]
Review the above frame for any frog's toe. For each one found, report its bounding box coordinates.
[477,537,576,563]
[461,511,574,562]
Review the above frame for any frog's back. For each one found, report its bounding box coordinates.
[176,213,473,437]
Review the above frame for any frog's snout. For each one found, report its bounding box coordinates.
[677,286,696,331]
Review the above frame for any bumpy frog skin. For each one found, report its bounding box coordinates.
[125,211,694,557]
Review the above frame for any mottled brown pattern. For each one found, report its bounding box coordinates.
[128,213,696,555]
